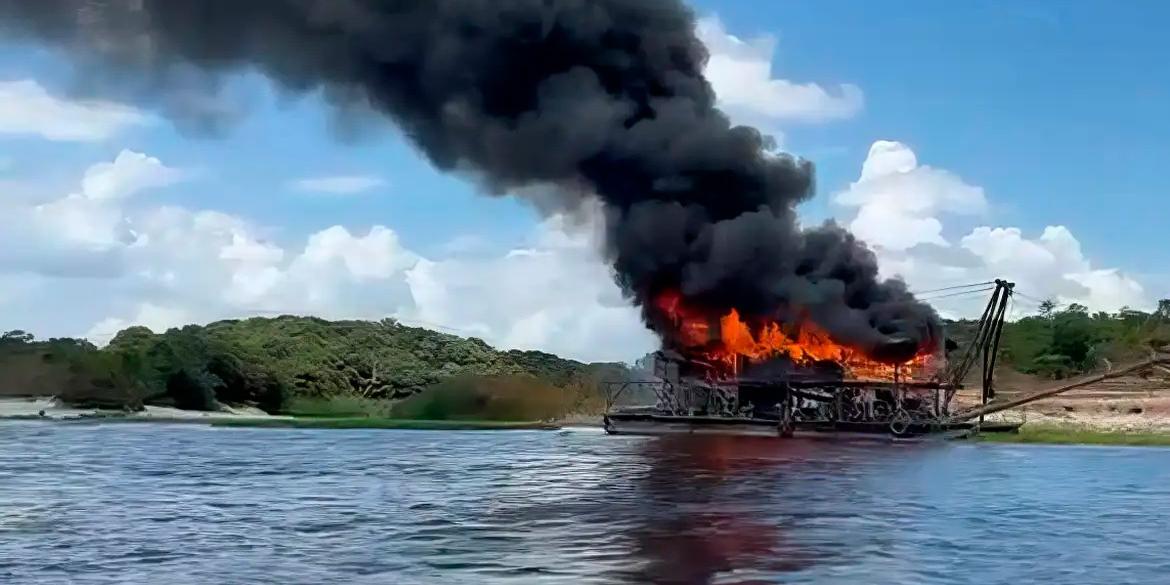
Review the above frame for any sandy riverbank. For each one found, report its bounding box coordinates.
[0,397,569,430]
[975,396,1170,434]
[0,397,291,423]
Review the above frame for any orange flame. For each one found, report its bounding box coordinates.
[654,290,937,381]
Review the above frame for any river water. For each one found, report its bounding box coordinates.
[2,423,1169,584]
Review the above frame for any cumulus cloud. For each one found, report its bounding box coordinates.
[91,208,651,361]
[296,226,414,280]
[0,149,186,277]
[0,150,654,362]
[0,80,150,141]
[289,174,386,195]
[3,139,1155,362]
[401,210,657,362]
[81,150,185,201]
[836,140,987,251]
[84,304,193,343]
[53,200,422,344]
[37,149,182,247]
[836,140,1150,316]
[697,16,863,125]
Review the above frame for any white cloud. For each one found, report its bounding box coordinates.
[296,226,414,280]
[89,210,652,362]
[33,193,131,250]
[85,304,193,344]
[2,139,1155,363]
[836,140,1150,316]
[958,226,1147,312]
[401,210,656,362]
[0,80,150,141]
[290,175,386,195]
[57,202,421,331]
[0,150,187,276]
[81,150,185,201]
[34,149,183,249]
[0,150,653,362]
[440,234,491,255]
[836,140,987,251]
[697,16,863,124]
[220,232,284,265]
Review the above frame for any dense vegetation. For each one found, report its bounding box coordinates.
[0,317,622,416]
[946,299,1170,380]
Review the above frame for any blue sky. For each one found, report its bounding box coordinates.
[0,0,1166,361]
[702,0,1169,274]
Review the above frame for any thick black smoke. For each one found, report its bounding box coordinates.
[0,0,939,360]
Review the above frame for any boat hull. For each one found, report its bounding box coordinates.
[603,412,1018,441]
[603,414,783,438]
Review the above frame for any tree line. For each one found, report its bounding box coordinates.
[0,316,617,413]
[948,298,1170,379]
[3,299,1167,413]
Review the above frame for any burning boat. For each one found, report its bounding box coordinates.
[604,280,1021,440]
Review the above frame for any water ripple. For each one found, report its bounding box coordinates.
[1,422,1169,584]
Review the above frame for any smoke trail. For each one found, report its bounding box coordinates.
[0,0,939,359]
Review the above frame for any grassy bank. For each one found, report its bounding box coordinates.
[211,417,559,430]
[271,374,602,431]
[979,424,1170,446]
[0,377,593,431]
[284,395,396,418]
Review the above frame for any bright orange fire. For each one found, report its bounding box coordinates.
[654,290,936,381]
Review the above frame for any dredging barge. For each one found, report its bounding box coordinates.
[604,280,1023,441]
[603,369,1021,441]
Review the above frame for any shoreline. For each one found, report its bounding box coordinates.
[210,417,562,430]
[4,409,1169,444]
[0,397,564,431]
[0,396,291,423]
[0,413,564,431]
[7,397,1170,444]
[974,424,1170,446]
[968,398,1170,445]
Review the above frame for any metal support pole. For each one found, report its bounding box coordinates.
[979,280,1013,424]
[779,384,794,438]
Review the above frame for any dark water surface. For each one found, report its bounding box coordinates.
[2,423,1170,584]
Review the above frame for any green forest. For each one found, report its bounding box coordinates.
[0,316,621,418]
[947,299,1170,379]
[1,298,1167,417]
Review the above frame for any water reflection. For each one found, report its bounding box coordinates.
[618,436,831,584]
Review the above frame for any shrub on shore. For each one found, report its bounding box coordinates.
[285,395,395,418]
[391,375,566,421]
[389,374,607,421]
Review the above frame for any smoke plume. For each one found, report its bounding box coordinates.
[0,0,939,360]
